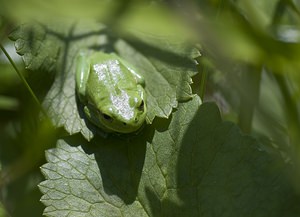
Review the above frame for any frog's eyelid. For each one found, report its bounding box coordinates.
[137,100,144,112]
[87,101,114,122]
[96,108,113,122]
[102,113,113,122]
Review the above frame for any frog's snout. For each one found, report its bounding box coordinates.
[122,117,139,126]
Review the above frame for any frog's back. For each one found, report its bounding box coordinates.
[86,53,139,100]
[76,51,147,133]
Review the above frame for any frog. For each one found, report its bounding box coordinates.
[75,50,147,133]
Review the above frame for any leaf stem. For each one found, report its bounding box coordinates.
[274,73,300,145]
[194,55,207,101]
[199,64,207,101]
[0,43,48,117]
[237,65,262,133]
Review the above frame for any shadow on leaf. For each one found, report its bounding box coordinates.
[143,102,299,216]
[80,124,154,204]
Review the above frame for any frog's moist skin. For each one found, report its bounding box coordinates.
[76,51,147,133]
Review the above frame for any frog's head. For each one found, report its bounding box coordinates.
[84,85,147,133]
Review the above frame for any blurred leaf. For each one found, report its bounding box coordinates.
[199,1,300,75]
[0,95,18,111]
[117,4,195,41]
[252,71,289,144]
[194,0,300,191]
[39,98,299,217]
[0,202,8,217]
[0,64,20,93]
[10,19,197,140]
[236,0,276,28]
[0,0,117,23]
[0,172,45,217]
[0,107,57,217]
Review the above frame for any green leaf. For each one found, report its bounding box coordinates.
[10,21,197,140]
[9,23,61,72]
[39,97,297,217]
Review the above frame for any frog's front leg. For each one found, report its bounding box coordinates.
[75,51,91,103]
[129,67,145,86]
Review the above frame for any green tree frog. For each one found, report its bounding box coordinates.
[75,51,147,133]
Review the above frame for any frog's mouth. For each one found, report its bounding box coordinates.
[94,118,144,133]
[99,115,144,133]
[86,105,144,133]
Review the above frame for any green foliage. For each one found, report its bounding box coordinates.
[1,0,300,217]
[40,100,296,217]
[9,21,197,140]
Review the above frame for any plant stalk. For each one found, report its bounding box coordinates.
[0,43,48,117]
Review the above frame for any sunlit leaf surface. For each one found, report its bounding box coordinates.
[39,98,297,217]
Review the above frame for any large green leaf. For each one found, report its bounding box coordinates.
[10,20,197,140]
[39,97,297,217]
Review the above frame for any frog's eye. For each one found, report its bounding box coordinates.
[102,113,113,122]
[138,100,145,112]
